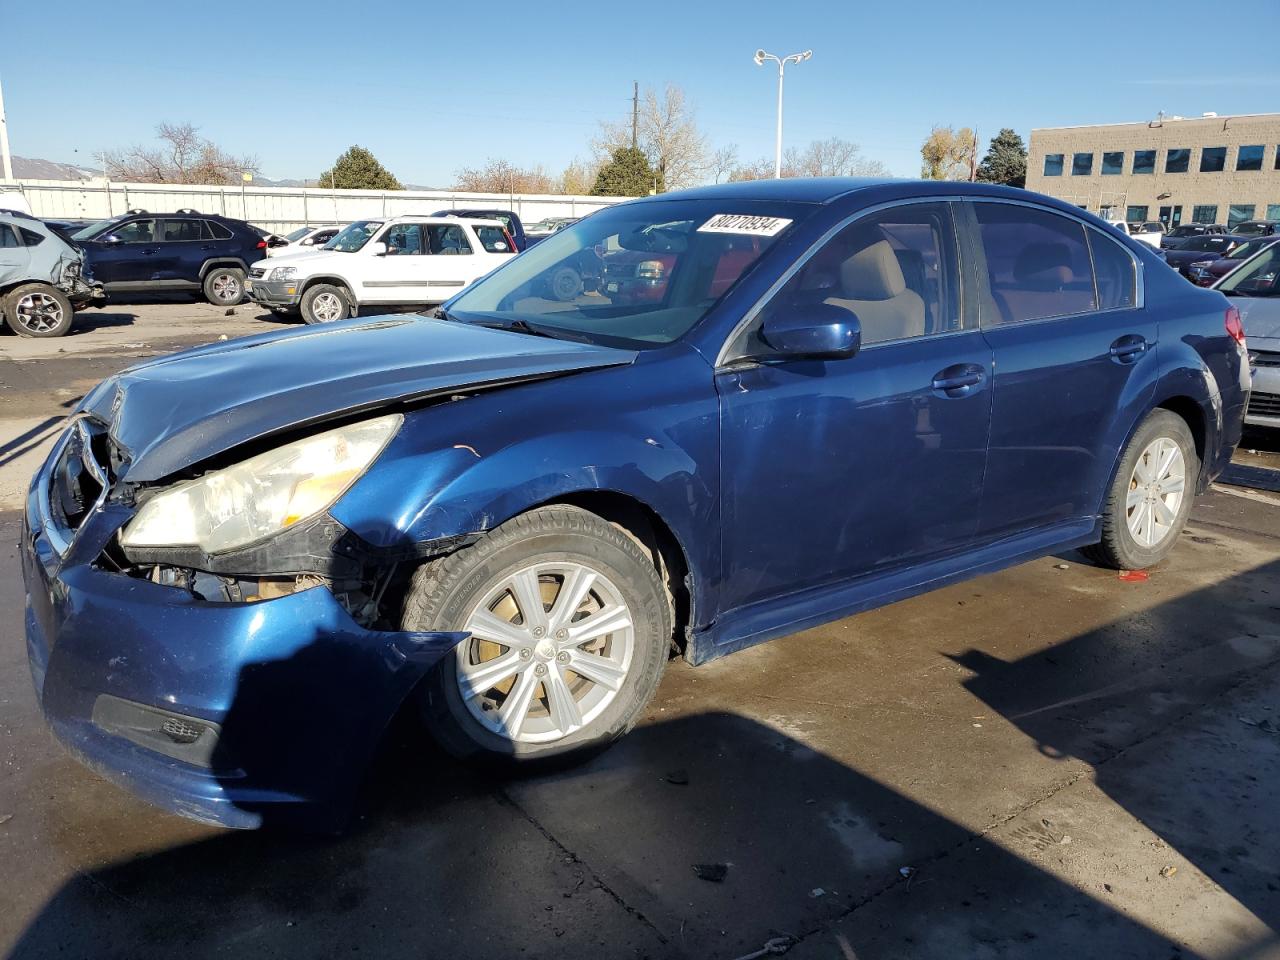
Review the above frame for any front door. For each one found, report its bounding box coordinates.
[966,199,1156,541]
[717,200,992,615]
[84,218,160,285]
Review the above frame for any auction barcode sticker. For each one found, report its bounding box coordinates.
[697,214,793,237]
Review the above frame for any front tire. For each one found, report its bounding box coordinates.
[404,505,671,764]
[1083,410,1198,570]
[300,283,352,324]
[202,266,246,306]
[2,283,74,338]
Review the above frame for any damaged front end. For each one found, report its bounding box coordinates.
[56,254,105,309]
[23,415,467,829]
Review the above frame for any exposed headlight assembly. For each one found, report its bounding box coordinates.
[269,265,298,281]
[120,414,402,553]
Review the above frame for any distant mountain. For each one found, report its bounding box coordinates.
[10,155,102,180]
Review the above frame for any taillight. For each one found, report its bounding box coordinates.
[256,240,267,249]
[1225,306,1246,346]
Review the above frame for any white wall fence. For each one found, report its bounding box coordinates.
[0,178,624,231]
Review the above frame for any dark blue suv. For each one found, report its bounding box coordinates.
[72,210,266,306]
[23,179,1248,827]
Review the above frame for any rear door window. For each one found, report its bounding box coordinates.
[0,224,20,248]
[426,224,472,255]
[473,225,512,253]
[161,219,213,242]
[974,203,1097,323]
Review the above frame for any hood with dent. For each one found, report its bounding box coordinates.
[81,316,636,482]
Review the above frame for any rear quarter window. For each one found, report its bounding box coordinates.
[19,227,45,247]
[206,221,234,240]
[474,225,512,253]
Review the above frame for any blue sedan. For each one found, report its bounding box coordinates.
[22,179,1249,827]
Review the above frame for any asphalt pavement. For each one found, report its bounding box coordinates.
[2,301,1279,959]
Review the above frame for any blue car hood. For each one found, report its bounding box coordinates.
[80,315,636,482]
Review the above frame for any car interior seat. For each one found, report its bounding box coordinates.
[825,239,926,344]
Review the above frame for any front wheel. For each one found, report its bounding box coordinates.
[300,283,352,324]
[2,283,74,338]
[1083,410,1198,570]
[404,505,671,764]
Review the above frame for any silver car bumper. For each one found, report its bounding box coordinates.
[1246,340,1280,428]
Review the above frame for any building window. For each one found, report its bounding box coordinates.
[1268,204,1280,222]
[1228,204,1256,229]
[1126,205,1149,223]
[1237,145,1265,171]
[1043,154,1064,176]
[1101,151,1124,175]
[1133,150,1156,175]
[1192,205,1219,224]
[1165,149,1190,173]
[1071,153,1093,176]
[1199,147,1227,172]
[1275,146,1280,170]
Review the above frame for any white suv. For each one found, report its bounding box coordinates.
[246,216,516,324]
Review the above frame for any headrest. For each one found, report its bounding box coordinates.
[840,240,907,300]
[1013,242,1074,288]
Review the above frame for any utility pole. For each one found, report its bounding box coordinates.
[631,81,639,151]
[0,72,14,182]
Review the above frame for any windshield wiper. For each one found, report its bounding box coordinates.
[471,317,561,339]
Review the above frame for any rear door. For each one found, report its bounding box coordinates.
[157,218,214,284]
[965,199,1153,541]
[0,223,30,281]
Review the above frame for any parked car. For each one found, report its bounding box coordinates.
[524,217,580,248]
[1160,223,1228,249]
[433,208,526,251]
[1230,220,1280,238]
[1161,234,1242,278]
[1127,221,1166,248]
[1213,241,1280,429]
[72,209,266,306]
[0,209,104,337]
[245,216,516,323]
[1188,235,1280,286]
[266,224,344,256]
[23,179,1248,827]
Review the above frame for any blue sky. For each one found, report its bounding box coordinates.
[5,0,1279,186]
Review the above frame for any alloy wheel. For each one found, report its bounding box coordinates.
[456,562,635,743]
[311,292,344,322]
[1126,436,1186,548]
[13,292,64,334]
[211,273,241,302]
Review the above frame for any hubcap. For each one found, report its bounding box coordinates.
[1126,437,1186,548]
[14,292,64,333]
[212,273,240,301]
[456,561,635,744]
[312,292,343,322]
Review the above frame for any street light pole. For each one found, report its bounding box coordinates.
[754,48,812,178]
[0,72,14,182]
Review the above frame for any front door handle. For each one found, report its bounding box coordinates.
[140,247,158,256]
[1109,334,1149,362]
[932,363,986,397]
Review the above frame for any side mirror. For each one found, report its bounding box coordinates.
[369,242,388,256]
[759,302,861,361]
[101,234,123,245]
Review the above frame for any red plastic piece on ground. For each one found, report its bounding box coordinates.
[1118,570,1150,582]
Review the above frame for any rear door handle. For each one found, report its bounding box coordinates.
[1109,334,1149,362]
[931,363,986,396]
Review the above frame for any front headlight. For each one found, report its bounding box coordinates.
[120,414,402,553]
[269,265,298,281]
[636,259,666,280]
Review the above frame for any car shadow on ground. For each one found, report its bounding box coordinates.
[12,560,1280,958]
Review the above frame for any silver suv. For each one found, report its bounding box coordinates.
[0,210,104,337]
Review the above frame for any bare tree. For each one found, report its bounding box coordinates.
[452,158,558,194]
[728,138,889,181]
[709,144,740,184]
[559,158,599,195]
[101,122,259,184]
[920,125,977,181]
[594,83,709,190]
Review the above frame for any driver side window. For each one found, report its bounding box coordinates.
[112,219,156,243]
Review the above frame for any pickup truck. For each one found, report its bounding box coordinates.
[245,216,516,324]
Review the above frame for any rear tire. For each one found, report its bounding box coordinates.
[403,505,671,766]
[1083,410,1198,570]
[2,283,74,338]
[300,283,352,324]
[202,266,246,306]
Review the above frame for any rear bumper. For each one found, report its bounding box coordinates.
[22,432,465,828]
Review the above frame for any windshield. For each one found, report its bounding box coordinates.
[1169,226,1201,237]
[1219,243,1280,297]
[285,226,312,242]
[1233,222,1266,237]
[444,199,809,348]
[324,220,383,252]
[72,217,122,240]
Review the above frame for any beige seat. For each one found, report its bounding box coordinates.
[825,240,926,344]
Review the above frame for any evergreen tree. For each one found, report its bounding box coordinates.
[590,147,662,197]
[976,129,1028,188]
[317,146,403,190]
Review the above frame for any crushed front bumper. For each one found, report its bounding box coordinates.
[246,278,302,308]
[22,428,465,828]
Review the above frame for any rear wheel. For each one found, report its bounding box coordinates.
[1083,410,1198,570]
[202,266,246,306]
[2,283,74,338]
[404,505,671,764]
[300,283,352,324]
